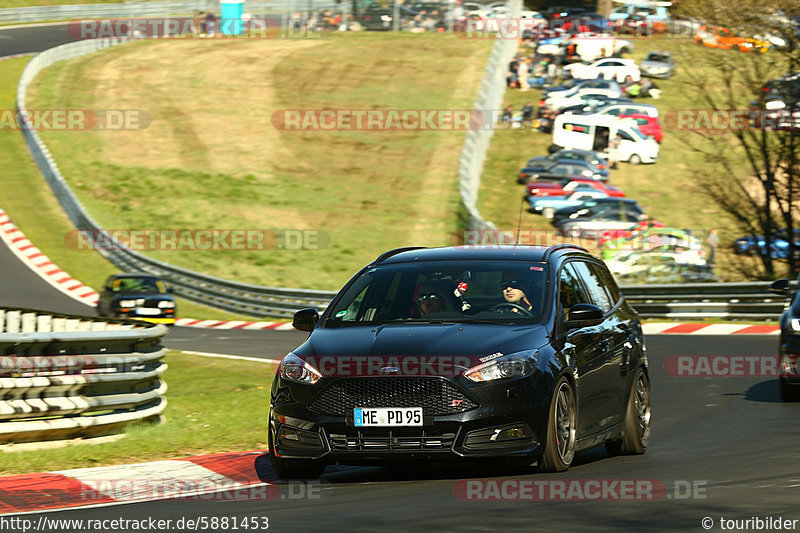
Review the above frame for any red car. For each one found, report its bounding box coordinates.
[527,178,625,198]
[620,113,663,143]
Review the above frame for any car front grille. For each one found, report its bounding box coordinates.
[308,378,477,416]
[328,430,456,451]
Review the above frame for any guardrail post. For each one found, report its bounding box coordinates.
[21,312,35,333]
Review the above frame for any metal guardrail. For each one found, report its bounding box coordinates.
[620,281,790,321]
[0,307,167,444]
[0,1,340,24]
[458,0,520,232]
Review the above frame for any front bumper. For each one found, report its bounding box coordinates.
[270,376,550,464]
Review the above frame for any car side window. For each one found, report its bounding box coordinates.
[571,261,612,313]
[604,107,620,116]
[559,263,590,319]
[590,263,621,307]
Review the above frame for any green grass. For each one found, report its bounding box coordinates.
[26,34,493,291]
[0,57,268,321]
[478,37,791,281]
[0,351,276,475]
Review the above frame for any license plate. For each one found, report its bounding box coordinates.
[353,407,423,427]
[134,308,161,316]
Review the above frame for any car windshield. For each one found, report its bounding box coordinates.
[111,277,166,294]
[646,53,668,62]
[325,260,550,326]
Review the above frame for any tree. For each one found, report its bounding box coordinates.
[596,0,613,18]
[672,0,800,278]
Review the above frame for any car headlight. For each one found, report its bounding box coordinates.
[765,100,786,111]
[463,351,538,382]
[118,299,138,307]
[791,319,800,333]
[279,354,322,385]
[157,300,176,309]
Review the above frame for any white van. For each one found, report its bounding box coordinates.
[551,113,659,164]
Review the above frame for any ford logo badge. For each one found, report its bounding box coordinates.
[380,366,400,374]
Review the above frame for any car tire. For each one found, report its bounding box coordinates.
[548,144,562,154]
[539,376,577,472]
[780,378,800,402]
[606,366,651,455]
[628,154,642,165]
[268,426,326,480]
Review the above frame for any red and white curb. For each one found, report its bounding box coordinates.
[643,323,779,335]
[0,208,99,305]
[0,450,275,515]
[0,206,296,329]
[174,318,293,330]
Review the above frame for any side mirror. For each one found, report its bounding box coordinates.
[566,303,604,328]
[167,286,175,294]
[769,278,790,297]
[293,308,320,332]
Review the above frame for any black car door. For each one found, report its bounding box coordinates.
[567,260,626,433]
[558,261,612,437]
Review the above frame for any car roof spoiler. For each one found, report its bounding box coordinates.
[372,247,427,265]
[542,243,588,261]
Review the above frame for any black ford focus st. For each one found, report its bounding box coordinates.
[269,245,651,479]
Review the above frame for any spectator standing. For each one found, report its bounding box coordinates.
[521,101,534,127]
[518,58,530,91]
[204,10,217,37]
[706,229,719,264]
[609,134,622,169]
[508,58,519,88]
[501,104,514,127]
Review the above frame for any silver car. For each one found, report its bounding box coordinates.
[640,51,675,79]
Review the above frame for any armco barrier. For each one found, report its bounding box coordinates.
[0,307,168,444]
[619,281,791,321]
[458,0,521,232]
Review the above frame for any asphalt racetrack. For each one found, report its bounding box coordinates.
[1,25,798,532]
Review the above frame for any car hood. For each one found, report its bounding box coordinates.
[293,322,549,365]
